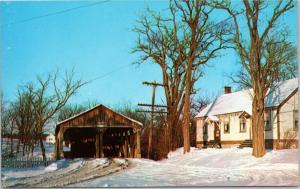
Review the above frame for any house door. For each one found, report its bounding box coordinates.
[203,124,208,147]
[214,122,221,143]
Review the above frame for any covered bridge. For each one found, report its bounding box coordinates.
[54,104,142,159]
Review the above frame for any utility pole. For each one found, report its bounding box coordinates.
[137,81,167,159]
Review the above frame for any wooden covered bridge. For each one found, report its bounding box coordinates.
[54,104,142,159]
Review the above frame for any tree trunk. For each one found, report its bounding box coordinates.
[167,113,181,151]
[22,142,26,156]
[251,91,266,157]
[183,69,192,153]
[31,143,35,157]
[39,137,46,162]
[10,135,13,156]
[166,112,175,152]
[25,142,28,153]
[16,139,20,153]
[166,117,171,152]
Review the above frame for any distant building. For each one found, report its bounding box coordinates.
[45,133,56,144]
[195,78,298,149]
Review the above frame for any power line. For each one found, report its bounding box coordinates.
[137,103,167,108]
[136,110,167,114]
[211,16,233,28]
[2,0,110,27]
[84,17,233,85]
[87,63,133,84]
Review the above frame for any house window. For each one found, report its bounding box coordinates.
[224,121,230,133]
[240,118,247,133]
[294,110,298,131]
[264,111,272,131]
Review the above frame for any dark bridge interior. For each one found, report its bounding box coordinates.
[63,127,134,159]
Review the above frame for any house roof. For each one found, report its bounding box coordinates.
[195,78,298,118]
[57,104,143,126]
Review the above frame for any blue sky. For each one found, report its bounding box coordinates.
[1,1,298,108]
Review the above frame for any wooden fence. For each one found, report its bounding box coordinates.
[1,156,56,168]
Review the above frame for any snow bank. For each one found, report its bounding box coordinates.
[164,147,298,169]
[72,147,298,187]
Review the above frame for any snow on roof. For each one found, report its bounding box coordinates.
[196,89,253,118]
[265,78,298,107]
[196,78,298,118]
[205,115,219,122]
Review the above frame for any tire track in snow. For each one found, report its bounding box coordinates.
[243,168,298,186]
[31,159,128,187]
[31,159,111,187]
[3,160,86,188]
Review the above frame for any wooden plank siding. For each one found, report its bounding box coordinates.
[55,104,142,160]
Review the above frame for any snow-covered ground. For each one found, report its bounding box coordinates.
[33,143,55,158]
[2,159,84,181]
[2,147,298,187]
[1,138,55,158]
[1,158,120,188]
[71,147,299,187]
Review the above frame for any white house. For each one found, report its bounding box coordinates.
[45,133,56,144]
[195,78,298,149]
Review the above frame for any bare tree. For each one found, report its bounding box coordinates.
[1,105,18,157]
[58,104,88,122]
[133,0,230,154]
[32,70,86,161]
[190,93,214,118]
[9,70,85,160]
[213,0,295,157]
[227,44,297,90]
[169,0,230,153]
[190,93,214,147]
[12,85,36,157]
[282,128,298,149]
[133,5,186,153]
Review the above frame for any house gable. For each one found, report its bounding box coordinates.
[195,78,298,119]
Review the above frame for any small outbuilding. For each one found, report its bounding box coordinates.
[54,104,142,159]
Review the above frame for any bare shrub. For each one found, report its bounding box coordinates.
[283,128,298,149]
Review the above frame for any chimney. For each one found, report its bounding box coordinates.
[224,86,232,94]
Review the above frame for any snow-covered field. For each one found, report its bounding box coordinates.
[2,147,299,187]
[33,143,55,158]
[1,138,55,158]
